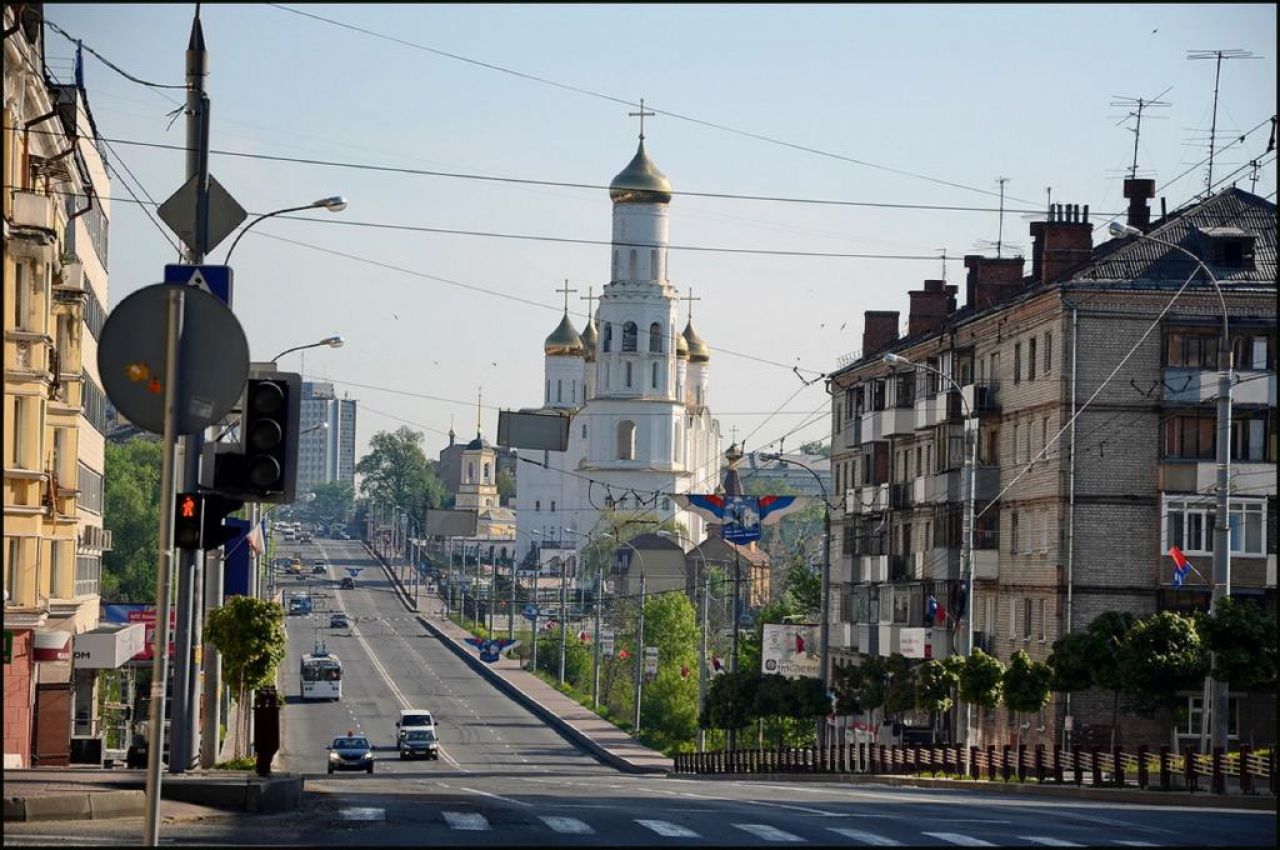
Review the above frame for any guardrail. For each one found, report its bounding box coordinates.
[671,743,1275,796]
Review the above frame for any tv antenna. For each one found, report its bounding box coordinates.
[974,178,1022,257]
[1187,50,1257,195]
[1111,88,1172,179]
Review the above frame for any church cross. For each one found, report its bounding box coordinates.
[629,98,655,140]
[556,278,577,313]
[683,287,702,321]
[580,285,596,320]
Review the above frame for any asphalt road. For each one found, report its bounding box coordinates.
[4,538,1275,847]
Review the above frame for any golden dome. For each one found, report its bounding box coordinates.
[675,327,689,359]
[683,320,710,363]
[609,140,672,205]
[581,318,599,361]
[544,311,585,356]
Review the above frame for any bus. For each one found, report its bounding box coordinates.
[300,649,343,701]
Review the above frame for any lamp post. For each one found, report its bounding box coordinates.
[758,453,833,747]
[883,351,977,746]
[224,196,347,265]
[1109,220,1233,752]
[657,529,709,751]
[602,533,647,734]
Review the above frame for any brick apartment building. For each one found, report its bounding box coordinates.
[827,181,1276,749]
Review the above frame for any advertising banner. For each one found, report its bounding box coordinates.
[600,631,615,657]
[643,646,659,681]
[101,604,176,661]
[760,623,820,679]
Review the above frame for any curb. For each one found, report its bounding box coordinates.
[5,790,144,822]
[2,774,305,822]
[668,771,1278,810]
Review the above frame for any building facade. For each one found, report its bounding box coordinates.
[828,184,1276,749]
[4,8,114,768]
[297,381,357,496]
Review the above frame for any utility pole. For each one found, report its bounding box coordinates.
[592,563,603,711]
[728,548,741,753]
[699,572,709,752]
[558,553,568,686]
[508,560,517,642]
[633,573,646,734]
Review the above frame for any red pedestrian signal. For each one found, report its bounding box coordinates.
[180,494,199,519]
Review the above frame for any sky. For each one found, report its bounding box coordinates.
[44,3,1278,469]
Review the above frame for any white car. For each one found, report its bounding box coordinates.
[396,708,435,742]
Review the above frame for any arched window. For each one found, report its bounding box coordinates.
[616,420,636,460]
[622,321,638,352]
[556,379,562,402]
[628,249,637,280]
[674,421,682,463]
[602,323,612,353]
[545,379,550,403]
[649,322,663,353]
[625,361,633,388]
[466,462,474,483]
[483,462,491,483]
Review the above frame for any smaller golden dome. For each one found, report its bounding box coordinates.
[683,320,710,364]
[544,311,585,356]
[581,318,599,361]
[676,328,689,359]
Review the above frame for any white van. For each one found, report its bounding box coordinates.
[396,708,435,741]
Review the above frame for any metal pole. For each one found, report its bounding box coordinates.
[509,560,517,643]
[558,554,568,686]
[634,572,646,734]
[699,572,709,752]
[199,548,222,768]
[592,565,602,710]
[143,288,182,846]
[1211,309,1232,752]
[728,548,741,753]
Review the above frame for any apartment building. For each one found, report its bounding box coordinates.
[4,6,117,768]
[296,381,357,496]
[828,182,1276,749]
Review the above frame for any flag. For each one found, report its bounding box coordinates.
[680,664,690,680]
[246,521,265,556]
[1169,545,1192,588]
[672,493,728,524]
[757,494,811,525]
[927,594,947,625]
[617,649,630,660]
[794,633,806,654]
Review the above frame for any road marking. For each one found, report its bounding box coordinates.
[1021,839,1082,847]
[541,816,595,834]
[459,785,532,807]
[339,807,385,821]
[736,823,805,842]
[1113,843,1158,847]
[637,820,701,838]
[827,828,903,846]
[921,834,996,846]
[442,810,490,831]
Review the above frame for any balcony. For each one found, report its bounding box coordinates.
[861,406,914,443]
[1161,461,1276,495]
[889,483,911,509]
[840,417,862,449]
[831,622,856,651]
[859,482,888,512]
[834,554,856,585]
[914,393,944,431]
[962,381,1001,415]
[930,547,960,581]
[11,190,56,231]
[888,554,909,582]
[1164,367,1277,407]
[972,549,1000,580]
[863,555,889,583]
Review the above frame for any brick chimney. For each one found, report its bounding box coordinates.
[1123,178,1156,230]
[964,255,1025,311]
[1029,203,1093,285]
[862,310,900,356]
[908,279,951,337]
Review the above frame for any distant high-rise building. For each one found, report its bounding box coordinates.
[298,382,357,495]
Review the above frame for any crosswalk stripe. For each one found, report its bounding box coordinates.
[828,827,903,845]
[540,816,594,834]
[637,820,701,838]
[339,807,385,821]
[1114,843,1158,847]
[922,834,996,847]
[443,811,490,831]
[736,823,805,842]
[1021,839,1082,847]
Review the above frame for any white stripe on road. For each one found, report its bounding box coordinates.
[459,785,532,807]
[637,820,701,838]
[339,807,385,821]
[922,834,996,847]
[443,811,490,831]
[540,816,595,834]
[1021,839,1082,847]
[735,824,804,842]
[828,828,903,846]
[1113,843,1158,847]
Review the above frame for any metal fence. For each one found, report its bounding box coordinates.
[671,743,1275,796]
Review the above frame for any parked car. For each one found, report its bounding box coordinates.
[327,733,373,774]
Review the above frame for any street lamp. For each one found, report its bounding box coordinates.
[883,350,977,747]
[657,529,710,751]
[270,335,344,365]
[224,195,348,265]
[602,532,648,734]
[1108,219,1233,753]
[758,453,834,748]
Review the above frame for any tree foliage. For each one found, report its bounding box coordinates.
[355,427,447,520]
[1002,649,1053,716]
[203,596,287,758]
[102,438,164,602]
[638,592,700,749]
[1046,631,1094,694]
[916,659,959,715]
[959,648,1005,710]
[1198,597,1278,691]
[1118,610,1210,715]
[306,480,354,524]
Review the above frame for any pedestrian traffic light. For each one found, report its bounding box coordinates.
[201,493,245,551]
[174,492,203,551]
[240,372,301,503]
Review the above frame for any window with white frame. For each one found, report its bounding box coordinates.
[1039,510,1049,552]
[1163,496,1266,557]
[1022,597,1033,638]
[1178,694,1239,739]
[1037,598,1047,641]
[987,596,999,637]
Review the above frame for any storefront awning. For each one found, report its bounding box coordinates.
[32,629,72,663]
[73,623,146,669]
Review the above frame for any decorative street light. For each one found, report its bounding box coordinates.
[657,529,710,751]
[224,195,347,264]
[1108,219,1233,752]
[882,351,978,746]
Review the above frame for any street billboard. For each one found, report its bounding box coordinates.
[760,623,820,679]
[425,508,479,537]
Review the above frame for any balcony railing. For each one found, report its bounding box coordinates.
[888,554,909,582]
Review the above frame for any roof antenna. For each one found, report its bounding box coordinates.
[1111,89,1172,179]
[995,177,1009,258]
[1187,49,1256,195]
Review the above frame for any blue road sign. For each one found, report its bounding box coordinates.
[164,264,233,306]
[522,604,539,622]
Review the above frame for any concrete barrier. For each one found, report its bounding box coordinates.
[17,794,91,822]
[88,790,146,819]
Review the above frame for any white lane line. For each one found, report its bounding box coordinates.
[922,834,996,847]
[442,811,490,831]
[637,820,701,838]
[340,807,385,821]
[828,828,903,846]
[735,823,805,842]
[1021,839,1082,847]
[458,785,532,808]
[1113,843,1158,847]
[540,816,595,834]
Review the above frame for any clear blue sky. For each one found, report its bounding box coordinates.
[46,3,1278,466]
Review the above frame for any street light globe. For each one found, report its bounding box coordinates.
[321,335,344,348]
[882,352,910,366]
[1108,220,1140,238]
[314,195,348,213]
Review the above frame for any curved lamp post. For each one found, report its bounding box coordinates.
[657,529,710,751]
[883,351,977,747]
[1108,219,1232,752]
[270,334,344,365]
[224,196,348,265]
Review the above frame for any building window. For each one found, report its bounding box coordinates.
[483,462,491,483]
[535,500,541,512]
[75,554,100,599]
[1233,334,1273,371]
[652,362,659,389]
[1164,332,1218,368]
[649,322,663,353]
[650,248,658,280]
[1038,598,1047,641]
[987,596,999,638]
[14,262,32,331]
[616,420,636,460]
[545,379,550,404]
[1012,423,1021,465]
[1028,338,1037,381]
[1042,418,1050,461]
[1009,512,1020,554]
[1044,332,1053,374]
[550,501,556,513]
[1039,510,1049,552]
[1232,410,1276,462]
[625,361,633,388]
[50,540,65,598]
[556,379,562,403]
[1179,694,1239,739]
[467,462,474,484]
[1162,412,1216,460]
[628,249,637,280]
[1013,343,1022,384]
[1022,598,1033,639]
[6,537,21,601]
[11,396,29,467]
[603,323,613,353]
[622,322,638,352]
[1163,496,1266,557]
[582,423,587,438]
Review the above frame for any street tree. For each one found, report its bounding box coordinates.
[916,659,960,744]
[307,480,354,525]
[884,654,916,740]
[638,591,699,751]
[102,438,164,602]
[1198,597,1278,746]
[1084,611,1137,749]
[355,427,447,521]
[203,596,287,758]
[1002,649,1054,751]
[1047,630,1095,694]
[959,648,1005,726]
[1117,611,1210,744]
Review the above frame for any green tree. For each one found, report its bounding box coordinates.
[1047,630,1095,694]
[916,659,960,743]
[638,592,699,751]
[883,654,916,741]
[355,427,447,520]
[203,596,287,758]
[1002,649,1053,751]
[102,438,163,601]
[1198,597,1278,746]
[1084,611,1136,749]
[832,654,888,734]
[496,468,516,504]
[701,669,759,738]
[1118,611,1210,739]
[308,480,354,524]
[959,649,1005,727]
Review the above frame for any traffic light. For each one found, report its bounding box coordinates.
[174,493,203,551]
[201,493,245,551]
[241,373,301,503]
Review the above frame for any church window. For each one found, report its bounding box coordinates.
[674,421,682,463]
[484,498,492,507]
[603,323,612,352]
[628,249,637,280]
[663,497,670,511]
[545,379,550,404]
[535,500,541,512]
[613,249,619,279]
[649,322,663,353]
[483,462,491,483]
[571,380,576,403]
[582,423,587,438]
[696,386,703,405]
[625,362,633,387]
[557,379,562,402]
[617,420,636,460]
[650,248,658,281]
[652,362,659,388]
[551,501,556,513]
[467,462,474,483]
[622,321,638,352]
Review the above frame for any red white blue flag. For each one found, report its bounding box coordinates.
[1168,545,1192,588]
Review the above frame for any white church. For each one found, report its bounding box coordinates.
[513,132,722,569]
